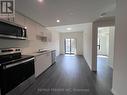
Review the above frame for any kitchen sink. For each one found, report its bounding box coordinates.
[36,50,49,53]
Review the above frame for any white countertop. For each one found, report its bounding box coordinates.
[27,50,55,57]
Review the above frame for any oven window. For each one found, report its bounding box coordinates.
[1,59,34,94]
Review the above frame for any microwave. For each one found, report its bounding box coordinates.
[0,20,27,40]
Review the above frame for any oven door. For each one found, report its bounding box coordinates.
[1,57,35,95]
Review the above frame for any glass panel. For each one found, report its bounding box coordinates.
[65,39,71,54]
[65,38,76,54]
[71,39,76,54]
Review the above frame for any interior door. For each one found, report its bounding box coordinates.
[65,38,76,54]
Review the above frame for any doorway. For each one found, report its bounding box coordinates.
[64,38,76,54]
[97,27,110,57]
[97,26,115,68]
[97,26,115,91]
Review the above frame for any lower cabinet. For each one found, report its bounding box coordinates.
[34,52,52,77]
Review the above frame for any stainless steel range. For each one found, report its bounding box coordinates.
[0,48,35,95]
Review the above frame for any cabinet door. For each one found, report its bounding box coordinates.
[43,29,52,42]
[44,52,52,67]
[35,54,45,77]
[47,31,52,42]
[35,52,52,77]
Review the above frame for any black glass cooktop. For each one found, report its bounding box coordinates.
[0,54,34,65]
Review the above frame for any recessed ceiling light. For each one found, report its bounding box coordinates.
[25,27,27,29]
[56,20,60,23]
[67,28,72,31]
[38,0,44,3]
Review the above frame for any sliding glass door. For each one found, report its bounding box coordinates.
[65,38,76,54]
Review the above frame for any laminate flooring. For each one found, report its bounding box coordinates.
[21,55,113,95]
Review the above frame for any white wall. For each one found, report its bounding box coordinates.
[83,23,93,70]
[60,32,83,55]
[0,13,60,56]
[112,0,127,95]
[108,27,115,68]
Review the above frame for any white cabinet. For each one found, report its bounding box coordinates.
[37,29,52,42]
[43,30,52,42]
[34,52,52,77]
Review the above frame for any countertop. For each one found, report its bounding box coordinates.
[27,50,56,57]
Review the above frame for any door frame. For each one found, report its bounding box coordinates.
[92,17,115,71]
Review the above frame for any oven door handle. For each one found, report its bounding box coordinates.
[5,57,34,69]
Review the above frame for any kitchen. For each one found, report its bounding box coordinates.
[0,0,119,95]
[0,13,59,95]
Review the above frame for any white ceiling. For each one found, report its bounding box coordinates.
[47,23,91,32]
[16,0,116,27]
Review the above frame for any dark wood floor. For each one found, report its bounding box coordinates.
[21,55,113,95]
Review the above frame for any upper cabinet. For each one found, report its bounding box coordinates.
[0,13,52,41]
[42,29,52,42]
[36,25,52,42]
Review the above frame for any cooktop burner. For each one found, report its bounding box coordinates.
[0,48,34,65]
